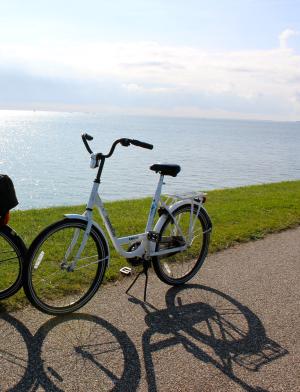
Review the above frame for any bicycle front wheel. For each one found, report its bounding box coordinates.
[24,219,108,315]
[153,205,211,285]
[0,225,25,300]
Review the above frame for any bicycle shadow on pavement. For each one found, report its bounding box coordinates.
[0,308,34,392]
[139,284,288,392]
[0,309,141,392]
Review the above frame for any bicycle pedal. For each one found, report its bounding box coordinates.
[120,266,132,275]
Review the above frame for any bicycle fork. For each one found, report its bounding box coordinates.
[61,219,93,272]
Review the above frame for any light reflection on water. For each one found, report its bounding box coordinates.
[0,111,299,210]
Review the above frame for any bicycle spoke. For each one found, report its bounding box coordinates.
[155,205,209,284]
[74,257,108,271]
[26,220,107,313]
[0,256,20,264]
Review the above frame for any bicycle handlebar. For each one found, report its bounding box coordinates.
[81,133,153,158]
[130,139,153,150]
[82,133,93,154]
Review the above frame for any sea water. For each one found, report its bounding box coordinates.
[0,110,299,210]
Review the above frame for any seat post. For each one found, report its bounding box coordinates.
[145,174,164,232]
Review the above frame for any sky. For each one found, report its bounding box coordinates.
[0,0,300,120]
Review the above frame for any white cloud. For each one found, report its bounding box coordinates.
[1,32,300,120]
[279,28,300,49]
[122,82,172,94]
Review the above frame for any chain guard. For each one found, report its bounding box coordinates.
[126,242,143,266]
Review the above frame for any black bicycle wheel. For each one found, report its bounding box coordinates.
[0,225,25,300]
[23,218,108,315]
[153,205,211,285]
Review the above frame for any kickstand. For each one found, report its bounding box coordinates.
[126,259,150,302]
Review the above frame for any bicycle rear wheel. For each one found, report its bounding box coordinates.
[23,218,108,315]
[0,225,25,300]
[153,205,211,285]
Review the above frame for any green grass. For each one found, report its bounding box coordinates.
[1,180,300,311]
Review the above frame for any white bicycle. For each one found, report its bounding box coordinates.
[23,134,212,315]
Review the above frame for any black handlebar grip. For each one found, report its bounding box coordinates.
[83,133,93,141]
[81,133,93,154]
[130,139,153,150]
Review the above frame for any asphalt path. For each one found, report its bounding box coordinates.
[0,227,299,392]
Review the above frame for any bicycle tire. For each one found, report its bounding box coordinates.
[23,218,108,315]
[153,205,211,285]
[0,225,26,300]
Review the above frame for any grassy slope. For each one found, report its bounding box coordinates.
[2,180,300,310]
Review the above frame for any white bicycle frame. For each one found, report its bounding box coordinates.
[64,173,206,270]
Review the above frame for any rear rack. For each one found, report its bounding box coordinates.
[158,192,206,219]
[163,191,207,204]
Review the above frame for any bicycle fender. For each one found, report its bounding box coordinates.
[200,206,213,231]
[64,214,111,266]
[153,200,190,233]
[153,200,212,234]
